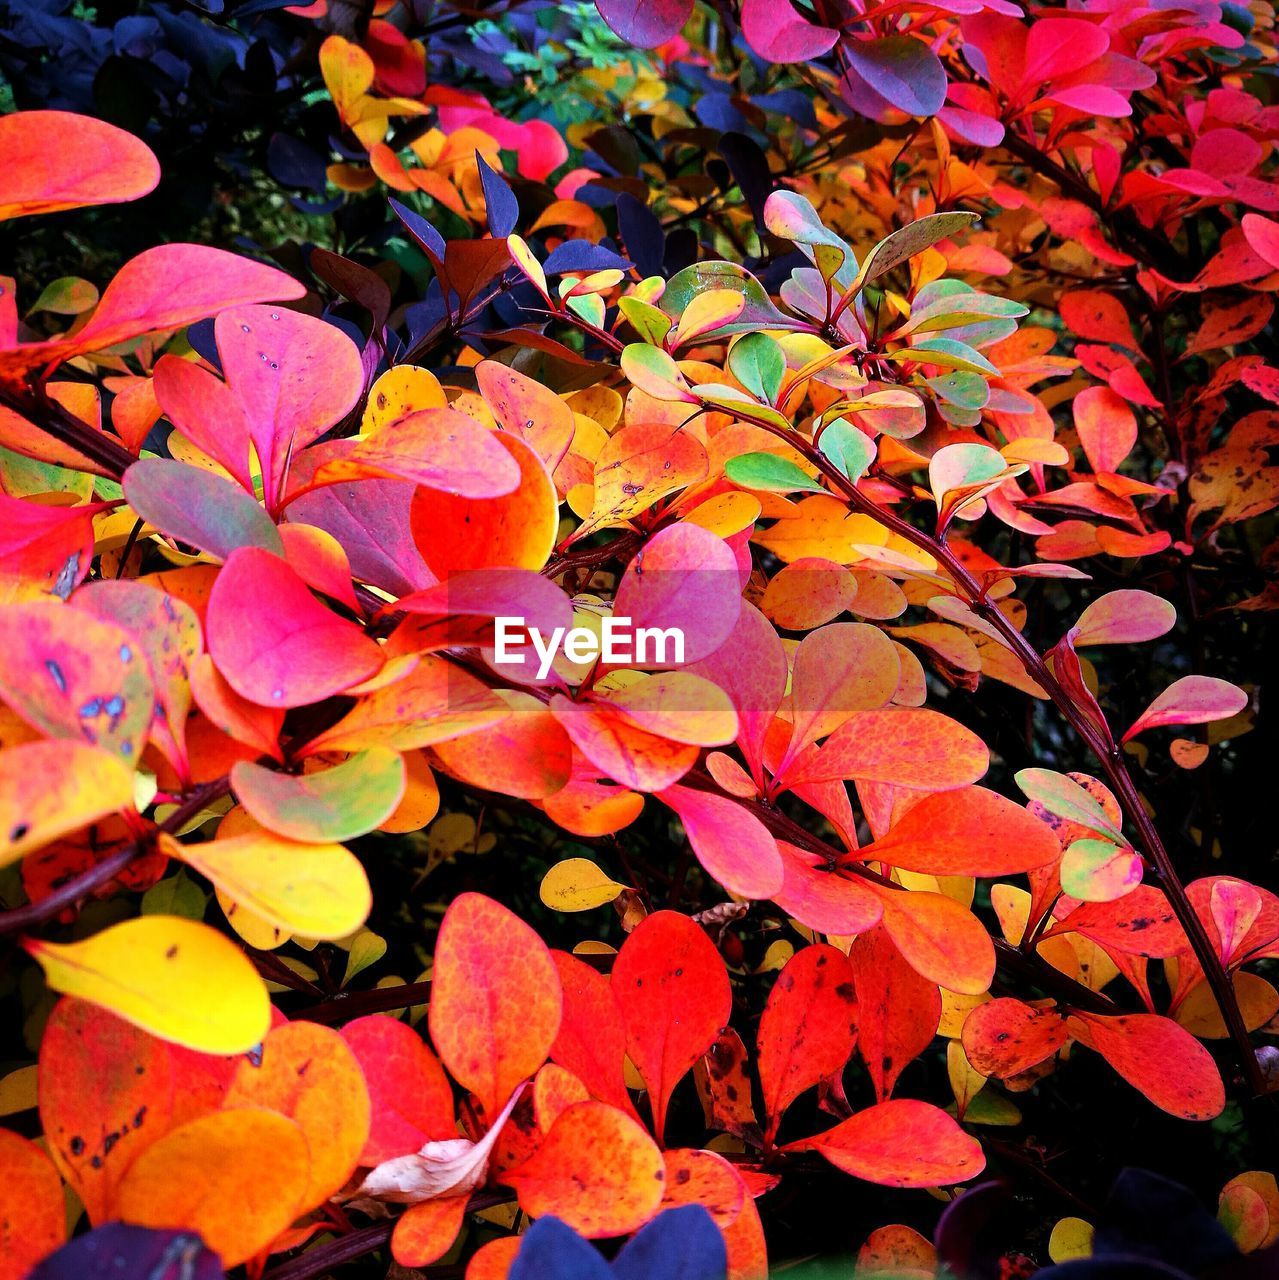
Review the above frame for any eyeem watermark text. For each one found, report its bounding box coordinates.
[493,616,685,679]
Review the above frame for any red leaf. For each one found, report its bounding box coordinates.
[774,842,884,936]
[848,924,942,1102]
[657,784,783,898]
[341,1015,456,1164]
[0,246,305,379]
[961,998,1067,1078]
[1074,386,1138,474]
[757,944,858,1140]
[1067,1012,1225,1120]
[549,952,637,1120]
[612,911,732,1143]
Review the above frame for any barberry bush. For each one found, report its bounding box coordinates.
[0,0,1277,1276]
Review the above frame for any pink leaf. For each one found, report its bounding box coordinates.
[1122,675,1249,742]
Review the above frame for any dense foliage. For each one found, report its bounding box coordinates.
[0,0,1277,1276]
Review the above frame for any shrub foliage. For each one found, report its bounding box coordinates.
[0,0,1277,1277]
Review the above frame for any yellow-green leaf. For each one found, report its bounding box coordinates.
[231,748,407,842]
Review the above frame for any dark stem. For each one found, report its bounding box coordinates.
[0,778,230,939]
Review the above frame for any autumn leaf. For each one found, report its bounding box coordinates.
[757,944,858,1140]
[1067,1012,1225,1120]
[504,1099,666,1237]
[429,893,562,1119]
[787,1098,985,1187]
[341,1015,456,1163]
[0,600,155,761]
[612,911,732,1143]
[231,748,407,842]
[1,740,135,867]
[0,111,159,221]
[961,998,1068,1078]
[38,999,177,1223]
[224,1021,371,1205]
[207,548,384,708]
[25,917,271,1054]
[167,828,371,940]
[113,1108,310,1267]
[0,1128,67,1280]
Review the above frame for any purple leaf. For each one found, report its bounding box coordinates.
[844,36,948,118]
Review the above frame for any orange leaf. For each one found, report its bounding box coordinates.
[504,1099,665,1237]
[476,361,575,475]
[775,842,884,936]
[412,431,557,576]
[301,408,523,502]
[791,706,989,789]
[224,1021,371,1206]
[757,944,858,1139]
[858,787,1060,876]
[113,1108,310,1267]
[612,911,731,1143]
[429,893,562,1119]
[872,883,996,995]
[1074,386,1137,474]
[301,654,509,756]
[38,998,176,1224]
[0,1128,66,1280]
[0,110,158,221]
[787,1098,984,1188]
[391,1193,470,1268]
[961,998,1067,1078]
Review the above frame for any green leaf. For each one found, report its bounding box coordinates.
[660,260,803,335]
[851,212,980,296]
[618,296,672,345]
[725,452,825,494]
[819,418,876,482]
[141,871,208,921]
[619,343,697,401]
[728,333,786,405]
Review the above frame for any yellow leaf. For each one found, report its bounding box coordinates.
[1049,1217,1095,1262]
[24,917,270,1053]
[1,740,134,866]
[539,857,626,912]
[166,830,371,941]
